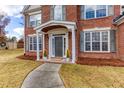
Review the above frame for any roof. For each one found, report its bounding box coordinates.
[21,5,42,14]
[21,5,30,13]
[113,13,124,24]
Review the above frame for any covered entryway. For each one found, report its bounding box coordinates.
[34,20,76,63]
[49,29,68,58]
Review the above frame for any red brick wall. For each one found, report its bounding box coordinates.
[25,27,36,35]
[25,51,43,58]
[66,5,77,22]
[45,34,49,55]
[42,5,51,23]
[117,22,124,60]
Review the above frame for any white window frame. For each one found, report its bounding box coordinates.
[29,11,41,27]
[28,34,42,52]
[83,29,110,52]
[84,5,108,19]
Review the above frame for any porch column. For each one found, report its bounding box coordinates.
[42,32,45,58]
[36,30,40,61]
[72,28,76,63]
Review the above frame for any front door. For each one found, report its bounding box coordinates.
[55,36,63,57]
[51,34,67,57]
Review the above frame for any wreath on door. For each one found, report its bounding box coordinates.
[0,42,6,47]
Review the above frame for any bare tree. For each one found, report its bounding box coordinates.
[0,11,10,32]
[0,11,11,42]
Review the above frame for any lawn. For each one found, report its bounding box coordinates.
[60,64,124,88]
[0,49,41,88]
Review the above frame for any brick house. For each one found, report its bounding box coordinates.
[22,5,124,63]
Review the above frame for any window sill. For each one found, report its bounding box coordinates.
[83,51,111,53]
[81,16,112,21]
[28,50,43,52]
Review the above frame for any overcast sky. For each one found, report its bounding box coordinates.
[0,5,24,40]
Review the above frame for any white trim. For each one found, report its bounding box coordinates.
[49,33,68,58]
[120,5,123,15]
[72,28,76,63]
[108,30,110,52]
[84,5,109,20]
[34,20,76,31]
[36,31,40,61]
[28,34,42,36]
[83,27,111,32]
[28,11,41,15]
[42,32,45,56]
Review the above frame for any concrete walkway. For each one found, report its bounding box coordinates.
[21,63,64,88]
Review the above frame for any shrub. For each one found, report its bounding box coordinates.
[43,50,47,57]
[66,49,70,58]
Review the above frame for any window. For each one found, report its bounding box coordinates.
[84,5,108,19]
[29,14,41,27]
[84,31,109,52]
[96,5,106,17]
[85,5,95,19]
[92,32,100,51]
[29,35,42,51]
[53,5,63,20]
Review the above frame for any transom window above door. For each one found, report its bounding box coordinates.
[84,5,108,19]
[53,5,65,21]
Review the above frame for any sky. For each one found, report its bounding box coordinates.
[0,5,24,40]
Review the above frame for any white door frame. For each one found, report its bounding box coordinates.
[49,33,68,58]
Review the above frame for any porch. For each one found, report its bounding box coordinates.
[40,57,73,64]
[34,20,77,63]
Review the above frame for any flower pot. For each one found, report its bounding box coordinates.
[66,58,70,62]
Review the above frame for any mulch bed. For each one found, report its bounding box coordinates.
[17,55,42,61]
[17,55,124,67]
[76,57,124,67]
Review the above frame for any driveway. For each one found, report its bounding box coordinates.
[21,63,64,88]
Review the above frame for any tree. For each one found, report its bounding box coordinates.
[0,11,10,31]
[0,11,11,42]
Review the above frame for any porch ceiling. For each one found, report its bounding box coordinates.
[41,25,67,32]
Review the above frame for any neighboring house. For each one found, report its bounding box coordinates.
[22,5,124,63]
[17,39,24,48]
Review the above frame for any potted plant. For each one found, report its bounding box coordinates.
[66,49,70,62]
[43,49,47,60]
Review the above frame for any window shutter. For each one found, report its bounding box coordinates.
[80,31,84,51]
[50,5,54,20]
[108,5,114,16]
[62,5,66,20]
[110,30,116,52]
[80,5,85,19]
[26,36,29,51]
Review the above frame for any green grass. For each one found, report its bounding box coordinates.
[0,49,42,88]
[60,64,124,88]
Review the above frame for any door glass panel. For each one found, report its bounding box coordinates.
[52,37,55,56]
[64,37,66,56]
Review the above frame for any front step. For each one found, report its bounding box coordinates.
[40,57,73,64]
